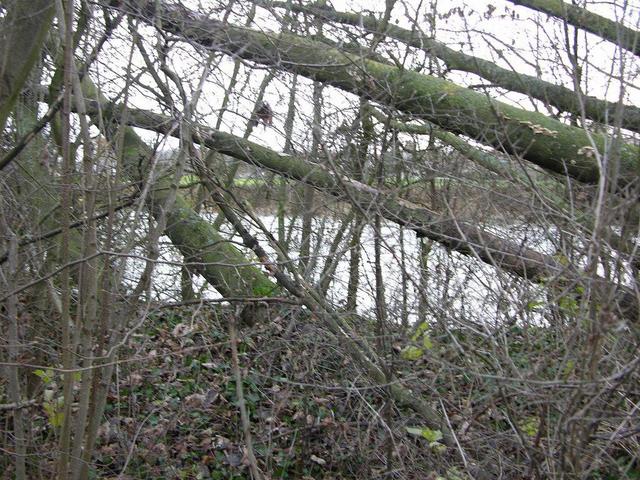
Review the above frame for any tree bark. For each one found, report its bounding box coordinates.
[81,82,278,299]
[508,0,640,57]
[0,0,55,132]
[258,0,640,133]
[106,0,640,188]
[75,97,635,311]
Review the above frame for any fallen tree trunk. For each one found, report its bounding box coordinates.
[81,82,278,300]
[77,96,639,322]
[80,82,482,472]
[257,0,640,133]
[508,0,640,57]
[105,0,640,188]
[85,97,560,281]
[0,0,55,132]
[368,108,640,259]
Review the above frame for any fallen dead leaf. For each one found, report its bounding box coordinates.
[310,454,326,465]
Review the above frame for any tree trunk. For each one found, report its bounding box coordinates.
[508,0,640,57]
[78,97,639,321]
[107,0,640,188]
[0,0,55,132]
[81,82,279,299]
[259,0,640,133]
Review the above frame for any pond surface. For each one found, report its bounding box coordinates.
[125,214,563,328]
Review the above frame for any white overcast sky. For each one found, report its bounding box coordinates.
[104,0,639,153]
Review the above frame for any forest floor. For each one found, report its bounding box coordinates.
[18,304,457,479]
[6,302,638,478]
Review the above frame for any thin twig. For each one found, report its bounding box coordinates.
[229,312,263,480]
[0,399,37,411]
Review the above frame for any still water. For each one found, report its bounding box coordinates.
[125,215,561,328]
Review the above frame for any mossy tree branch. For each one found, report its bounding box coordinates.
[80,81,279,299]
[257,0,640,133]
[0,0,55,132]
[508,0,640,57]
[107,0,640,190]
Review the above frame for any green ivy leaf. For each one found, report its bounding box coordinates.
[562,360,575,379]
[179,174,199,187]
[43,401,64,428]
[421,428,443,443]
[411,322,429,341]
[558,296,579,315]
[405,426,443,443]
[525,300,544,312]
[401,345,424,361]
[519,416,539,437]
[34,368,54,384]
[404,321,434,355]
[430,441,447,453]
